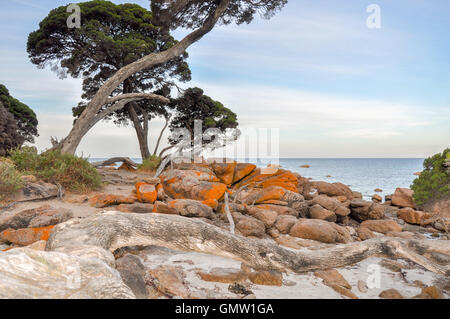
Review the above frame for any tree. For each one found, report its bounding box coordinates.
[28,1,191,159]
[0,84,38,144]
[411,148,450,206]
[167,87,239,156]
[0,101,24,157]
[36,0,287,155]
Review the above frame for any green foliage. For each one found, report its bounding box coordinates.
[169,87,239,147]
[411,148,450,206]
[27,1,190,127]
[0,100,24,157]
[0,160,24,201]
[0,84,38,144]
[10,148,101,193]
[138,155,161,172]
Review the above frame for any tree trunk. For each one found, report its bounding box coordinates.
[47,212,450,276]
[58,0,232,154]
[127,104,150,159]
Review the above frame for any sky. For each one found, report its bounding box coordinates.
[0,0,449,158]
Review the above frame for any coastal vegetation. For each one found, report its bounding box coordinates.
[9,147,101,193]
[411,148,450,206]
[0,159,23,201]
[138,155,162,172]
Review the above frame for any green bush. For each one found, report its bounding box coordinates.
[138,155,161,172]
[9,148,101,193]
[0,160,24,200]
[411,148,450,206]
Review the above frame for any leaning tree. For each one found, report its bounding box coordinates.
[0,101,24,157]
[37,0,288,155]
[28,1,191,159]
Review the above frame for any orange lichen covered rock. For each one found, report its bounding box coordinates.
[152,201,178,215]
[89,194,136,208]
[202,199,219,210]
[160,170,227,201]
[232,163,257,184]
[136,182,158,204]
[0,225,54,246]
[210,160,237,185]
[234,169,299,193]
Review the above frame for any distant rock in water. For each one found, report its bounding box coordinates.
[300,165,310,168]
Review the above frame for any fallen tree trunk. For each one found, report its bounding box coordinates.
[91,157,139,168]
[47,212,450,276]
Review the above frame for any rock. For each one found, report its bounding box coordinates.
[275,235,303,249]
[152,201,178,215]
[311,195,340,211]
[197,268,247,283]
[397,208,429,225]
[267,227,280,238]
[248,270,283,286]
[379,288,404,299]
[0,248,134,298]
[391,188,415,208]
[202,199,219,210]
[115,254,148,299]
[0,204,73,232]
[0,226,54,246]
[352,191,363,199]
[290,219,352,243]
[274,215,298,234]
[210,160,237,185]
[27,240,47,251]
[89,194,135,208]
[14,181,59,202]
[251,204,298,217]
[372,194,382,203]
[300,165,310,168]
[116,203,154,214]
[385,231,416,239]
[64,194,89,204]
[431,252,450,265]
[167,199,214,219]
[360,220,402,234]
[236,217,266,238]
[335,206,351,217]
[118,162,136,171]
[379,259,404,272]
[232,163,257,184]
[160,169,227,201]
[357,227,376,240]
[414,286,444,299]
[385,194,393,201]
[309,204,337,222]
[241,186,288,205]
[147,266,189,298]
[142,177,160,184]
[374,188,383,193]
[311,181,354,200]
[357,280,368,293]
[314,269,357,299]
[384,205,399,215]
[135,182,158,204]
[234,169,299,193]
[228,283,253,296]
[350,200,385,221]
[249,209,278,228]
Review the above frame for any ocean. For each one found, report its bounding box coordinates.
[89,158,424,201]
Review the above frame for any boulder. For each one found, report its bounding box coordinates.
[241,186,287,205]
[360,220,402,234]
[251,204,298,217]
[135,182,158,204]
[311,195,340,211]
[89,194,135,208]
[0,225,54,246]
[152,201,178,215]
[0,204,73,232]
[248,270,283,286]
[236,216,266,238]
[372,194,382,203]
[314,269,357,299]
[311,181,353,200]
[167,199,214,219]
[397,207,430,225]
[210,160,237,185]
[160,169,227,201]
[232,163,257,184]
[289,219,352,243]
[197,268,247,284]
[116,203,154,214]
[391,188,415,208]
[350,200,385,221]
[248,209,278,228]
[14,181,59,202]
[115,254,148,299]
[335,206,351,217]
[379,289,404,299]
[274,215,298,234]
[0,248,134,298]
[357,227,377,240]
[202,199,219,210]
[147,266,189,298]
[234,169,299,193]
[309,204,337,222]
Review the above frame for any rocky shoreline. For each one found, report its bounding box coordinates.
[0,159,448,299]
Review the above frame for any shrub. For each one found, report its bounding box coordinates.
[411,148,450,206]
[0,160,24,200]
[9,148,101,193]
[138,155,161,172]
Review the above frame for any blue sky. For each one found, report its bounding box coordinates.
[0,0,449,158]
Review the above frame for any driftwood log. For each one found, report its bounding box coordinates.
[91,157,138,168]
[46,212,450,276]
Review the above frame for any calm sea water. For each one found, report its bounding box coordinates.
[89,158,424,201]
